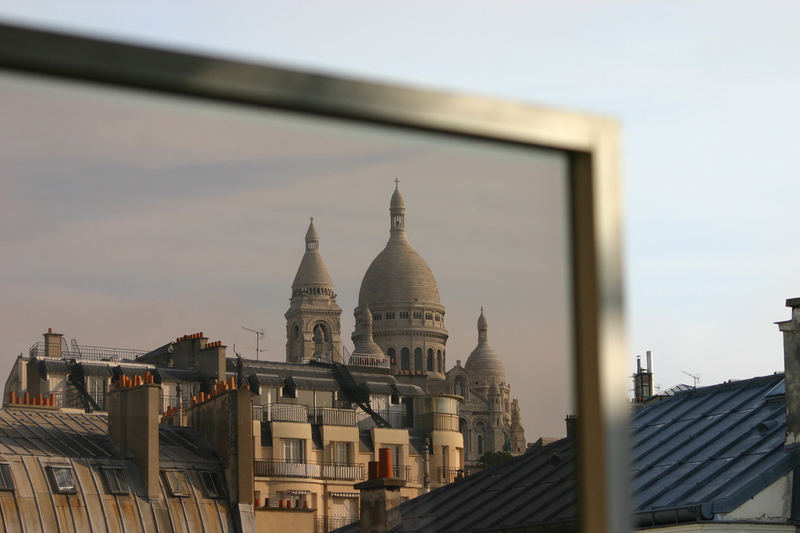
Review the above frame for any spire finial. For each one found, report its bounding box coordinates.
[394,177,399,189]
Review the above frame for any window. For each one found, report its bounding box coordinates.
[333,442,351,464]
[47,466,77,494]
[284,439,304,463]
[373,313,381,320]
[162,469,190,497]
[101,466,130,495]
[399,311,408,319]
[400,348,410,370]
[427,349,434,371]
[386,311,395,319]
[425,312,433,321]
[0,464,14,491]
[293,324,299,340]
[414,348,423,371]
[413,311,422,319]
[199,471,225,498]
[438,350,443,372]
[387,348,396,364]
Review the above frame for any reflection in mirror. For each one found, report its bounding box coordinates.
[0,69,578,530]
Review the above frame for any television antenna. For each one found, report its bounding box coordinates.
[242,326,265,360]
[681,370,701,388]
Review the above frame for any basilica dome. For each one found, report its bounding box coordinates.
[465,308,506,382]
[357,183,441,307]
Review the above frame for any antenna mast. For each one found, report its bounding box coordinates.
[242,326,265,360]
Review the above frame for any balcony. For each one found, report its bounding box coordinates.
[254,460,364,481]
[415,413,459,432]
[347,354,390,369]
[315,515,359,533]
[51,390,106,411]
[29,341,146,362]
[252,404,357,426]
[437,467,463,484]
[392,464,412,482]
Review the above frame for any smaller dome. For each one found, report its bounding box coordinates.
[352,305,385,357]
[464,308,506,382]
[291,219,334,289]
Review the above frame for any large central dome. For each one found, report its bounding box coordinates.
[357,183,441,307]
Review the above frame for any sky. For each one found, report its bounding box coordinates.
[1,2,799,429]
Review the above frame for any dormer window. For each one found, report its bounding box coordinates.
[46,466,77,494]
[0,464,14,491]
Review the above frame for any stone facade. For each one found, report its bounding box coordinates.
[286,183,527,469]
[285,218,343,364]
[444,309,526,467]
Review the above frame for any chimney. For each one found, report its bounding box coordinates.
[632,352,654,403]
[43,328,63,358]
[778,298,800,444]
[565,414,577,440]
[107,374,160,499]
[354,447,405,533]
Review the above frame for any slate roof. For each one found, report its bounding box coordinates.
[337,373,800,533]
[0,407,234,532]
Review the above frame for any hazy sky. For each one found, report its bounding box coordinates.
[1,3,799,423]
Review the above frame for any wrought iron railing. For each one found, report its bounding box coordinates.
[347,354,390,369]
[159,394,191,414]
[254,460,364,481]
[29,342,146,362]
[316,515,359,533]
[252,404,357,426]
[437,467,462,484]
[51,390,106,411]
[392,464,412,482]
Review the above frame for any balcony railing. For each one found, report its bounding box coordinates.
[159,394,191,414]
[347,354,390,369]
[437,467,463,484]
[253,404,357,426]
[392,464,412,482]
[415,413,460,432]
[29,342,146,362]
[254,460,364,481]
[315,515,359,533]
[51,390,106,410]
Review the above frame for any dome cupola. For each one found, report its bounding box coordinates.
[292,217,334,291]
[465,307,506,383]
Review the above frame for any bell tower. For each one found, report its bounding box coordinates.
[285,218,343,363]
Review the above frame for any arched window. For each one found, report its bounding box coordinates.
[401,348,410,370]
[427,349,434,371]
[414,348,423,371]
[387,348,396,365]
[437,350,443,372]
[476,421,485,456]
[293,325,299,340]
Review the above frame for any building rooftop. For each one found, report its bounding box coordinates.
[338,372,799,533]
[0,406,234,532]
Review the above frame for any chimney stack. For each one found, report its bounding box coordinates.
[355,447,405,533]
[777,298,800,444]
[633,352,654,403]
[43,328,63,358]
[107,376,160,499]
